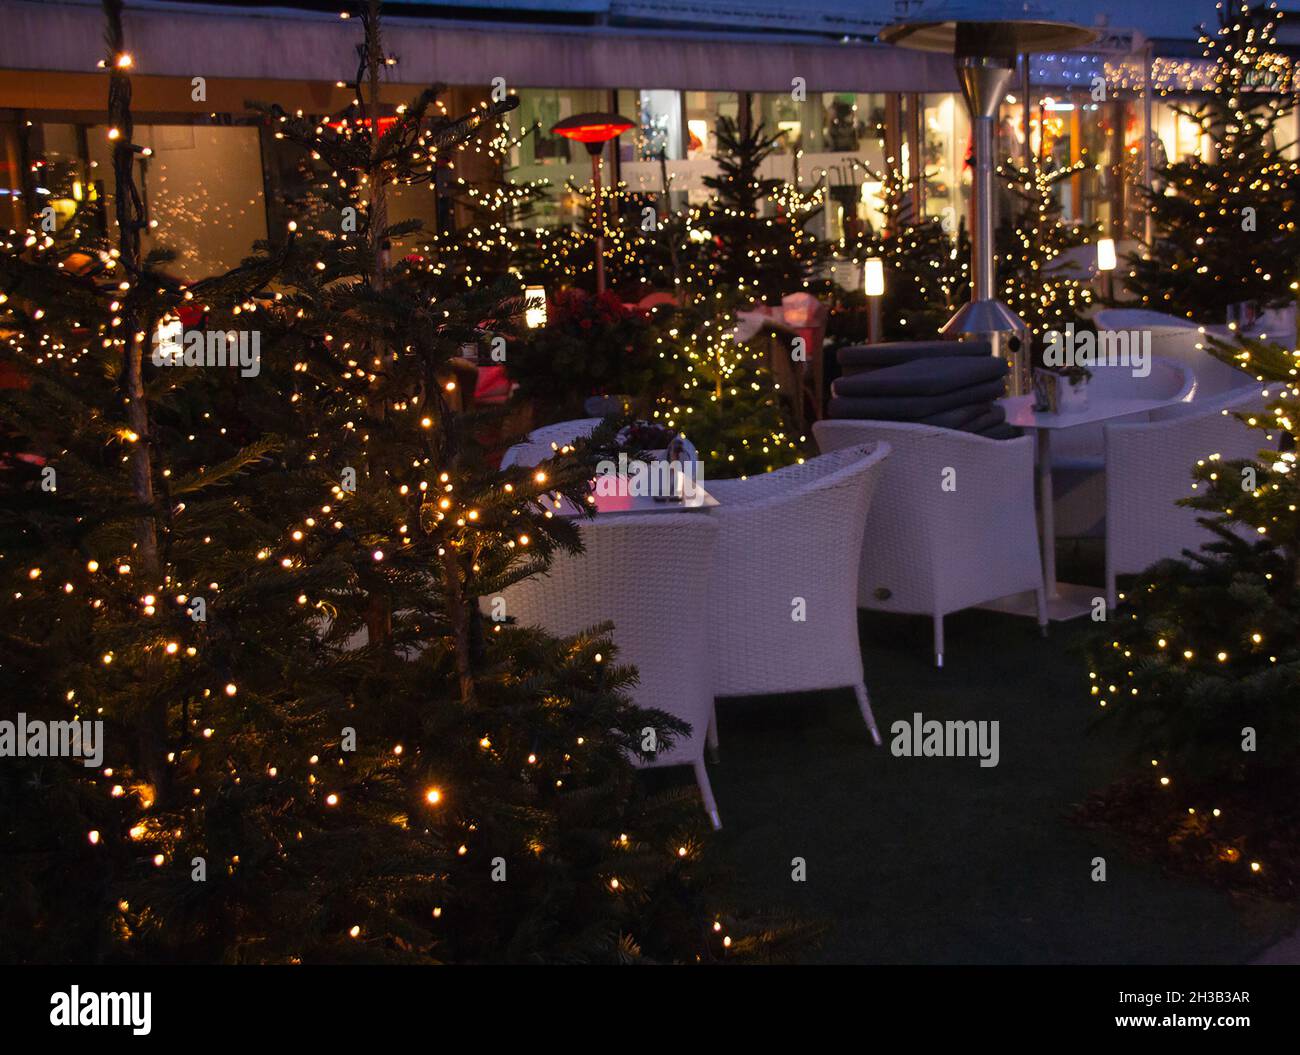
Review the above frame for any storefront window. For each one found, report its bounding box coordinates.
[22,123,96,235]
[994,90,1132,230]
[507,88,611,227]
[502,86,971,246]
[1153,97,1211,163]
[614,90,737,209]
[684,91,738,161]
[617,89,682,162]
[920,93,970,232]
[85,123,268,281]
[12,118,266,279]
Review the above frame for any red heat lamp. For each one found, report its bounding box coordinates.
[550,113,634,293]
[551,113,635,151]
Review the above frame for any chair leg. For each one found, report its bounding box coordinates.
[693,757,722,831]
[706,704,719,762]
[1036,585,1049,638]
[853,682,882,747]
[933,613,945,669]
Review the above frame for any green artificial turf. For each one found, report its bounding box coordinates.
[698,591,1299,964]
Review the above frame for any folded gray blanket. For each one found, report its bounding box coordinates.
[827,378,1009,421]
[837,340,992,374]
[833,355,1009,398]
[954,406,1008,434]
[918,402,999,429]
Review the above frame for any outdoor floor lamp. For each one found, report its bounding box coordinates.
[551,113,635,295]
[880,2,1098,393]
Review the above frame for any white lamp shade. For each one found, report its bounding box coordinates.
[525,285,548,328]
[1096,238,1117,273]
[864,258,885,298]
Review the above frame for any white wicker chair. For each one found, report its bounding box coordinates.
[1103,385,1271,608]
[489,514,724,828]
[1095,308,1257,398]
[814,420,1047,667]
[1052,356,1193,539]
[705,443,892,743]
[500,417,603,469]
[1050,356,1193,470]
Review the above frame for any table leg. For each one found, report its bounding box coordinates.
[1037,429,1059,600]
[981,419,1092,621]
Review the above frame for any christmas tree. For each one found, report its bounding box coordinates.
[545,168,684,297]
[421,129,552,292]
[841,156,971,341]
[638,116,825,476]
[690,116,828,305]
[0,0,794,964]
[653,298,806,476]
[1123,2,1300,322]
[1082,333,1299,894]
[995,153,1096,343]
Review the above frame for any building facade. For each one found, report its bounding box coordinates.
[1,0,1296,281]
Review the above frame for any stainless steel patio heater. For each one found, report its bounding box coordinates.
[880,3,1098,393]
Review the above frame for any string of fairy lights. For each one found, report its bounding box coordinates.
[1121,2,1300,318]
[1085,5,1300,891]
[1088,333,1300,881]
[2,11,743,955]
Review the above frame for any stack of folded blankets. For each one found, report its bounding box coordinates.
[828,340,1017,439]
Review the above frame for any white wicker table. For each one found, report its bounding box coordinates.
[538,483,719,517]
[992,393,1188,620]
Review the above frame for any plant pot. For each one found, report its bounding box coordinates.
[1059,376,1089,413]
[1031,369,1058,412]
[1031,369,1089,414]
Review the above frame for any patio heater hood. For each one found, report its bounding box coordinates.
[880,4,1099,345]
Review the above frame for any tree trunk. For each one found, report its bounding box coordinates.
[361,0,394,649]
[439,550,477,708]
[105,0,159,582]
[104,0,167,796]
[366,0,389,288]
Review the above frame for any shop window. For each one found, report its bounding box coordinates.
[920,93,970,231]
[684,91,738,160]
[506,88,613,227]
[22,123,97,235]
[617,90,682,162]
[87,122,268,281]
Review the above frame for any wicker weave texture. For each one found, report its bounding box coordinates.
[706,443,891,698]
[501,417,603,469]
[494,513,719,771]
[1105,386,1272,596]
[814,420,1044,617]
[1049,357,1192,470]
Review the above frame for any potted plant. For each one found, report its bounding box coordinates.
[1031,339,1092,414]
[507,288,674,422]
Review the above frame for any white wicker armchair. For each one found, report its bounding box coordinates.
[1052,356,1194,539]
[814,420,1046,667]
[1095,309,1257,398]
[706,443,891,743]
[489,513,725,828]
[1050,356,1193,470]
[1103,385,1271,608]
[500,417,604,469]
